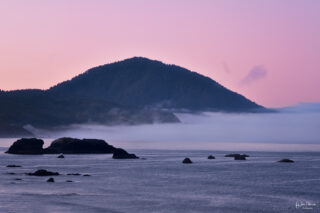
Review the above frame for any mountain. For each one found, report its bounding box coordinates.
[0,57,264,137]
[49,57,262,111]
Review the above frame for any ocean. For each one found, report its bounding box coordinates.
[0,141,319,213]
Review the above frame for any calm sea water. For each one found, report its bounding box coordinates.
[0,141,319,213]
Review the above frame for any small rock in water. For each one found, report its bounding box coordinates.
[6,165,22,168]
[182,158,192,164]
[47,178,55,182]
[208,155,215,159]
[26,169,60,176]
[83,174,91,176]
[6,172,16,175]
[67,173,81,176]
[278,159,294,163]
[14,178,22,181]
[66,180,73,182]
[57,154,64,158]
[234,155,246,160]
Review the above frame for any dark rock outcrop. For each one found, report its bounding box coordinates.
[234,155,246,160]
[26,169,59,176]
[5,138,44,154]
[112,148,139,159]
[5,137,117,155]
[83,174,91,176]
[6,165,22,168]
[47,178,55,182]
[208,155,215,159]
[278,159,294,163]
[44,138,116,154]
[182,158,192,164]
[225,153,249,159]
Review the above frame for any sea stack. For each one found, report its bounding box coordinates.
[5,138,44,154]
[44,138,116,154]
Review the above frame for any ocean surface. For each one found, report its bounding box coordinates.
[0,140,319,213]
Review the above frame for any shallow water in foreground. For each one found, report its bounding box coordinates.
[0,148,319,213]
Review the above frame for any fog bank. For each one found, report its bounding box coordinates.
[22,103,320,151]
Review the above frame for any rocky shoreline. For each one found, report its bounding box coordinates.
[5,137,295,164]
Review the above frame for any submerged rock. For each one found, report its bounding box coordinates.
[14,178,22,181]
[278,159,294,163]
[83,174,91,176]
[66,180,73,182]
[5,138,44,154]
[26,169,59,176]
[47,178,55,182]
[225,153,249,158]
[6,172,16,175]
[112,148,139,159]
[6,165,22,168]
[208,155,215,159]
[44,138,116,154]
[57,154,64,158]
[67,173,81,176]
[182,158,192,164]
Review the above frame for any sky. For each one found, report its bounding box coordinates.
[0,0,319,108]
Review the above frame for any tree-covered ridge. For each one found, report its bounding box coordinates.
[49,57,263,111]
[0,57,264,137]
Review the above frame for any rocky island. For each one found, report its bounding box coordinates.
[5,137,138,158]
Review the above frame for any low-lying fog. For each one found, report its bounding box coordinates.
[22,103,320,152]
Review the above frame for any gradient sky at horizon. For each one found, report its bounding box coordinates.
[0,0,319,107]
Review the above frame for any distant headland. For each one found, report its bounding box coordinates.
[0,57,266,137]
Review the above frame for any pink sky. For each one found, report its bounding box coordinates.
[0,0,319,107]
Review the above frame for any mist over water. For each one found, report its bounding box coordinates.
[1,105,320,213]
[21,103,320,152]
